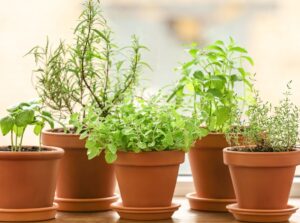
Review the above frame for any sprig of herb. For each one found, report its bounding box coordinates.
[168,38,255,133]
[27,0,148,128]
[228,82,299,152]
[0,101,54,151]
[72,97,208,163]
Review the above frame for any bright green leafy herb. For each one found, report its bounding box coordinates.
[228,82,299,152]
[168,38,255,133]
[0,101,54,151]
[72,98,208,163]
[27,0,148,129]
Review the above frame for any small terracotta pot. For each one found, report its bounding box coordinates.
[114,150,185,207]
[42,129,116,211]
[189,133,235,199]
[0,146,63,209]
[223,147,300,209]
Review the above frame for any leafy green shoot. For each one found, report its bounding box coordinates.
[168,38,255,133]
[0,100,54,151]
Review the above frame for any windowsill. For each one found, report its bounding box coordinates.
[175,176,300,197]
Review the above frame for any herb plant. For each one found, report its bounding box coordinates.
[73,98,208,163]
[0,101,54,151]
[229,83,299,152]
[168,38,254,133]
[27,0,147,128]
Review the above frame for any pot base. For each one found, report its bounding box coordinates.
[111,202,180,221]
[55,194,118,212]
[0,204,57,222]
[186,192,235,212]
[227,203,298,222]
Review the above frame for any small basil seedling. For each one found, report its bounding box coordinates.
[0,100,54,151]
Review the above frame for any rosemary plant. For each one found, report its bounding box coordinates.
[27,0,148,130]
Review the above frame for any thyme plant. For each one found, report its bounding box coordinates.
[168,38,254,133]
[0,101,54,151]
[230,83,299,152]
[27,0,147,129]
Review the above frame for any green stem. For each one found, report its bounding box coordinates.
[10,131,14,151]
[18,128,26,151]
[39,134,42,151]
[15,131,18,151]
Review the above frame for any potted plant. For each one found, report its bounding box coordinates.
[27,0,147,212]
[0,101,64,222]
[224,84,300,222]
[74,97,206,220]
[168,38,255,211]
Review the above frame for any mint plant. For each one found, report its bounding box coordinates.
[0,101,54,151]
[168,38,254,133]
[27,0,147,129]
[229,83,299,152]
[73,97,208,163]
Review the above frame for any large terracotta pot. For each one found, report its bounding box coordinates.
[189,133,235,199]
[0,145,63,221]
[187,133,236,211]
[42,129,117,211]
[114,150,185,207]
[223,147,300,209]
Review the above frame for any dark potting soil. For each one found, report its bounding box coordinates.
[0,146,49,152]
[49,127,77,134]
[228,147,296,153]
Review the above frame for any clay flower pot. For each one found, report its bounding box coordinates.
[0,146,64,222]
[42,129,117,212]
[187,133,235,212]
[224,147,300,222]
[111,150,184,221]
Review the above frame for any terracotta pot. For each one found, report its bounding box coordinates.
[42,129,117,211]
[223,147,300,209]
[114,150,185,207]
[189,133,235,199]
[0,146,63,209]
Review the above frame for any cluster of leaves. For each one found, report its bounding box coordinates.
[229,83,299,152]
[168,38,254,133]
[0,101,54,151]
[72,97,208,163]
[27,0,147,127]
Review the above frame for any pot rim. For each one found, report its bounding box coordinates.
[224,146,299,155]
[42,128,80,137]
[223,146,300,167]
[0,145,64,160]
[115,150,185,166]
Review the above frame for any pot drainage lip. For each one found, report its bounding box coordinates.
[111,202,180,212]
[186,192,236,212]
[227,203,298,223]
[55,194,119,203]
[0,204,57,222]
[186,192,236,203]
[111,202,180,221]
[55,194,119,212]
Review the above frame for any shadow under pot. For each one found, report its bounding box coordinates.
[42,129,118,212]
[187,133,236,212]
[111,150,184,221]
[0,146,63,222]
[224,147,300,223]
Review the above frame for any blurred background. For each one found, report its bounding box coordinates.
[0,0,300,174]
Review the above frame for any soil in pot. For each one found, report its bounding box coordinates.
[223,147,300,210]
[112,150,184,220]
[0,146,63,221]
[42,129,117,212]
[188,133,235,211]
